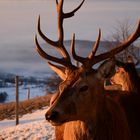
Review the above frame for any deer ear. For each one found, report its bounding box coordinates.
[97,58,116,79]
[48,62,66,80]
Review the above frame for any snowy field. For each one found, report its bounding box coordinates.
[1,84,47,103]
[0,107,55,140]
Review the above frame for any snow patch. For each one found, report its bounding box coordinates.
[0,107,55,140]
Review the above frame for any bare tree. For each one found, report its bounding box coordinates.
[106,18,140,64]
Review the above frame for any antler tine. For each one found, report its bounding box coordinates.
[38,14,71,62]
[56,0,58,5]
[35,35,69,67]
[64,0,85,18]
[71,34,87,65]
[88,29,101,59]
[71,30,101,68]
[56,0,85,46]
[92,20,140,66]
[38,15,58,47]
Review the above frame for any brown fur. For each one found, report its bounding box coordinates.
[55,96,130,140]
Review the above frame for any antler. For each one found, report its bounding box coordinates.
[71,20,140,69]
[71,29,101,68]
[35,0,85,68]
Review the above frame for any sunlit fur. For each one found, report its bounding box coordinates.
[47,66,130,140]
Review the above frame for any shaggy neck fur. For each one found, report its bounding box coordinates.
[63,121,94,140]
[121,72,135,92]
[122,72,140,94]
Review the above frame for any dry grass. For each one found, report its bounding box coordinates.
[0,94,52,120]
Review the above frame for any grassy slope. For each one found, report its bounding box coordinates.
[0,94,52,120]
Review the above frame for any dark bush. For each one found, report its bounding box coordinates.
[0,92,8,103]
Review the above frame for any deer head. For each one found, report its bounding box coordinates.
[111,56,140,93]
[35,0,140,126]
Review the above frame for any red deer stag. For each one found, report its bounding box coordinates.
[110,56,140,140]
[35,0,140,139]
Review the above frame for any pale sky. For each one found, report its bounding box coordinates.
[0,0,140,75]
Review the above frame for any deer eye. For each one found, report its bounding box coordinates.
[79,85,88,92]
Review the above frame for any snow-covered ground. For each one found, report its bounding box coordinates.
[0,107,55,140]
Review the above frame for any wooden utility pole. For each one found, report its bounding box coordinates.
[15,76,19,125]
[27,87,30,100]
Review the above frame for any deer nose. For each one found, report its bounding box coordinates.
[45,111,59,121]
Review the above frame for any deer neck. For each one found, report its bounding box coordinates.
[63,94,103,140]
[122,72,138,93]
[63,120,95,140]
[94,96,130,140]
